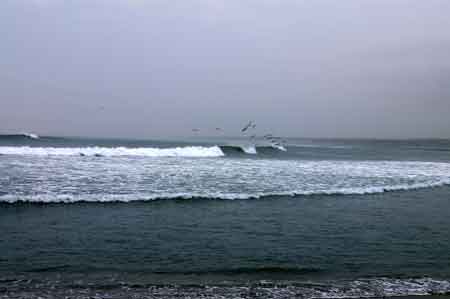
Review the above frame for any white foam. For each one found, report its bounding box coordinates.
[21,132,39,139]
[1,158,450,203]
[3,277,449,298]
[240,145,257,154]
[0,146,225,157]
[2,179,450,203]
[314,278,450,298]
[270,144,287,151]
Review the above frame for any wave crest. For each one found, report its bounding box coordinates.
[21,132,39,139]
[0,146,224,157]
[0,133,40,140]
[219,144,285,155]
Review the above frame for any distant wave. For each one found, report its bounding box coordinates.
[0,146,225,157]
[0,144,289,157]
[219,145,286,155]
[1,179,449,203]
[0,133,39,140]
[241,145,257,154]
[21,132,40,139]
[223,144,258,154]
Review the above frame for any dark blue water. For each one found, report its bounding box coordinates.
[1,135,450,298]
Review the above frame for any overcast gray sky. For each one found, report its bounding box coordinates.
[1,0,449,139]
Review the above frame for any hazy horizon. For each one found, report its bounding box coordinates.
[2,131,450,142]
[1,0,450,139]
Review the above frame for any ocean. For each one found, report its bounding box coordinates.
[1,134,450,298]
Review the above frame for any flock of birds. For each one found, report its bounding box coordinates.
[192,120,287,150]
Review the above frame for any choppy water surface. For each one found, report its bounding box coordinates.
[1,135,450,298]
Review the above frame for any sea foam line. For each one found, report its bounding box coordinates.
[0,146,225,157]
[1,179,449,203]
[1,277,449,298]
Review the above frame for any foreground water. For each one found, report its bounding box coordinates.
[1,135,450,298]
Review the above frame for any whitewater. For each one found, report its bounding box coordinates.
[2,137,450,299]
[1,150,450,202]
[0,145,225,157]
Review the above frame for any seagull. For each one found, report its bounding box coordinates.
[241,121,254,132]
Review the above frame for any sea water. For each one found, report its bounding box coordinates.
[1,135,450,298]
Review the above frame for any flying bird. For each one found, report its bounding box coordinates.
[241,121,254,132]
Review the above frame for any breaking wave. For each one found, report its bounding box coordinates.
[219,144,285,155]
[240,145,257,154]
[0,146,225,157]
[21,132,39,139]
[0,144,289,157]
[0,133,40,140]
